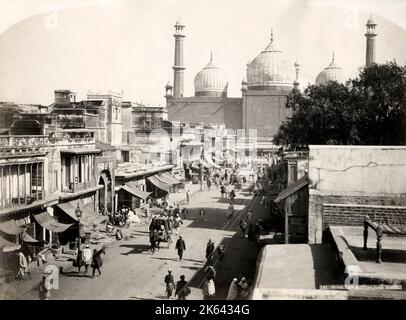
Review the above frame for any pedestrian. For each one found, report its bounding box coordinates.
[227,202,234,218]
[175,275,191,300]
[173,214,183,235]
[220,184,225,198]
[16,251,28,280]
[238,277,251,300]
[175,235,186,261]
[91,247,105,278]
[150,229,158,254]
[186,190,191,205]
[38,271,51,300]
[226,278,239,300]
[207,177,212,191]
[229,189,236,203]
[199,208,205,222]
[216,244,225,262]
[205,239,215,261]
[239,219,247,238]
[75,244,83,274]
[82,244,92,273]
[261,193,267,208]
[202,278,216,300]
[164,269,175,299]
[181,207,188,219]
[247,209,252,222]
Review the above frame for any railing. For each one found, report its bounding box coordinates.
[0,132,96,155]
[1,193,43,210]
[62,180,96,193]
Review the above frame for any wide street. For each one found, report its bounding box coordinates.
[15,180,270,300]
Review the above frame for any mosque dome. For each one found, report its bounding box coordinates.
[315,53,344,86]
[246,31,293,90]
[194,54,227,97]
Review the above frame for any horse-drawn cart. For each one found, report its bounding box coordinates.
[149,217,173,251]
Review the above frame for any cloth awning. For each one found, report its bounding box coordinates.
[22,232,41,244]
[0,236,21,252]
[57,203,79,221]
[147,175,171,192]
[0,219,26,235]
[160,172,183,185]
[121,184,151,200]
[274,175,309,203]
[156,173,182,186]
[33,212,74,233]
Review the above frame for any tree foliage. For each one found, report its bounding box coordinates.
[274,62,406,149]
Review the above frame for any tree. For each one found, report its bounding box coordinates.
[274,62,406,149]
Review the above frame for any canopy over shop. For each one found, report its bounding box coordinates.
[146,172,184,197]
[55,200,107,244]
[117,182,152,210]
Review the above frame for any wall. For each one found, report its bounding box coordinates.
[243,89,291,138]
[167,96,242,129]
[308,146,406,244]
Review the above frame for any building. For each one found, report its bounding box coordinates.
[165,23,297,150]
[0,125,114,266]
[307,145,406,244]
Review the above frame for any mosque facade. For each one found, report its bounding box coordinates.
[165,21,298,145]
[165,18,377,143]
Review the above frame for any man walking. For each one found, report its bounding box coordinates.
[199,208,205,222]
[175,236,186,261]
[91,247,105,278]
[207,177,212,191]
[205,239,215,261]
[175,275,190,300]
[173,213,183,235]
[186,190,191,205]
[239,219,247,238]
[164,269,175,299]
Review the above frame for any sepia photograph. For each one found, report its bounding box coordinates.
[0,0,405,307]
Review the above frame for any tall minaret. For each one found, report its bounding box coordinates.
[365,16,377,66]
[173,19,185,98]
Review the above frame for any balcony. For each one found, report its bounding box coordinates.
[62,180,97,193]
[0,132,96,157]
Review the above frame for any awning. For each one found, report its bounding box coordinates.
[22,232,41,244]
[120,184,151,200]
[155,173,182,186]
[80,203,107,227]
[33,212,74,233]
[274,175,309,203]
[0,236,21,252]
[57,203,79,221]
[160,173,183,185]
[0,219,26,235]
[147,176,171,192]
[60,149,101,155]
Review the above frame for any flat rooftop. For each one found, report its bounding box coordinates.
[253,244,341,291]
[330,226,406,281]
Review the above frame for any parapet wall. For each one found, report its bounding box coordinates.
[308,146,406,244]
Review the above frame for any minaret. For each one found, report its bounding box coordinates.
[293,60,300,88]
[173,19,185,98]
[365,16,377,66]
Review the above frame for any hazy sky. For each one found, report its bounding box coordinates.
[0,0,405,107]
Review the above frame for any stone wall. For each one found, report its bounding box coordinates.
[167,96,242,129]
[308,146,406,244]
[243,89,291,138]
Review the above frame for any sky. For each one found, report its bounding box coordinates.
[0,0,405,107]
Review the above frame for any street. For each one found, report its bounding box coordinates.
[16,180,270,300]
